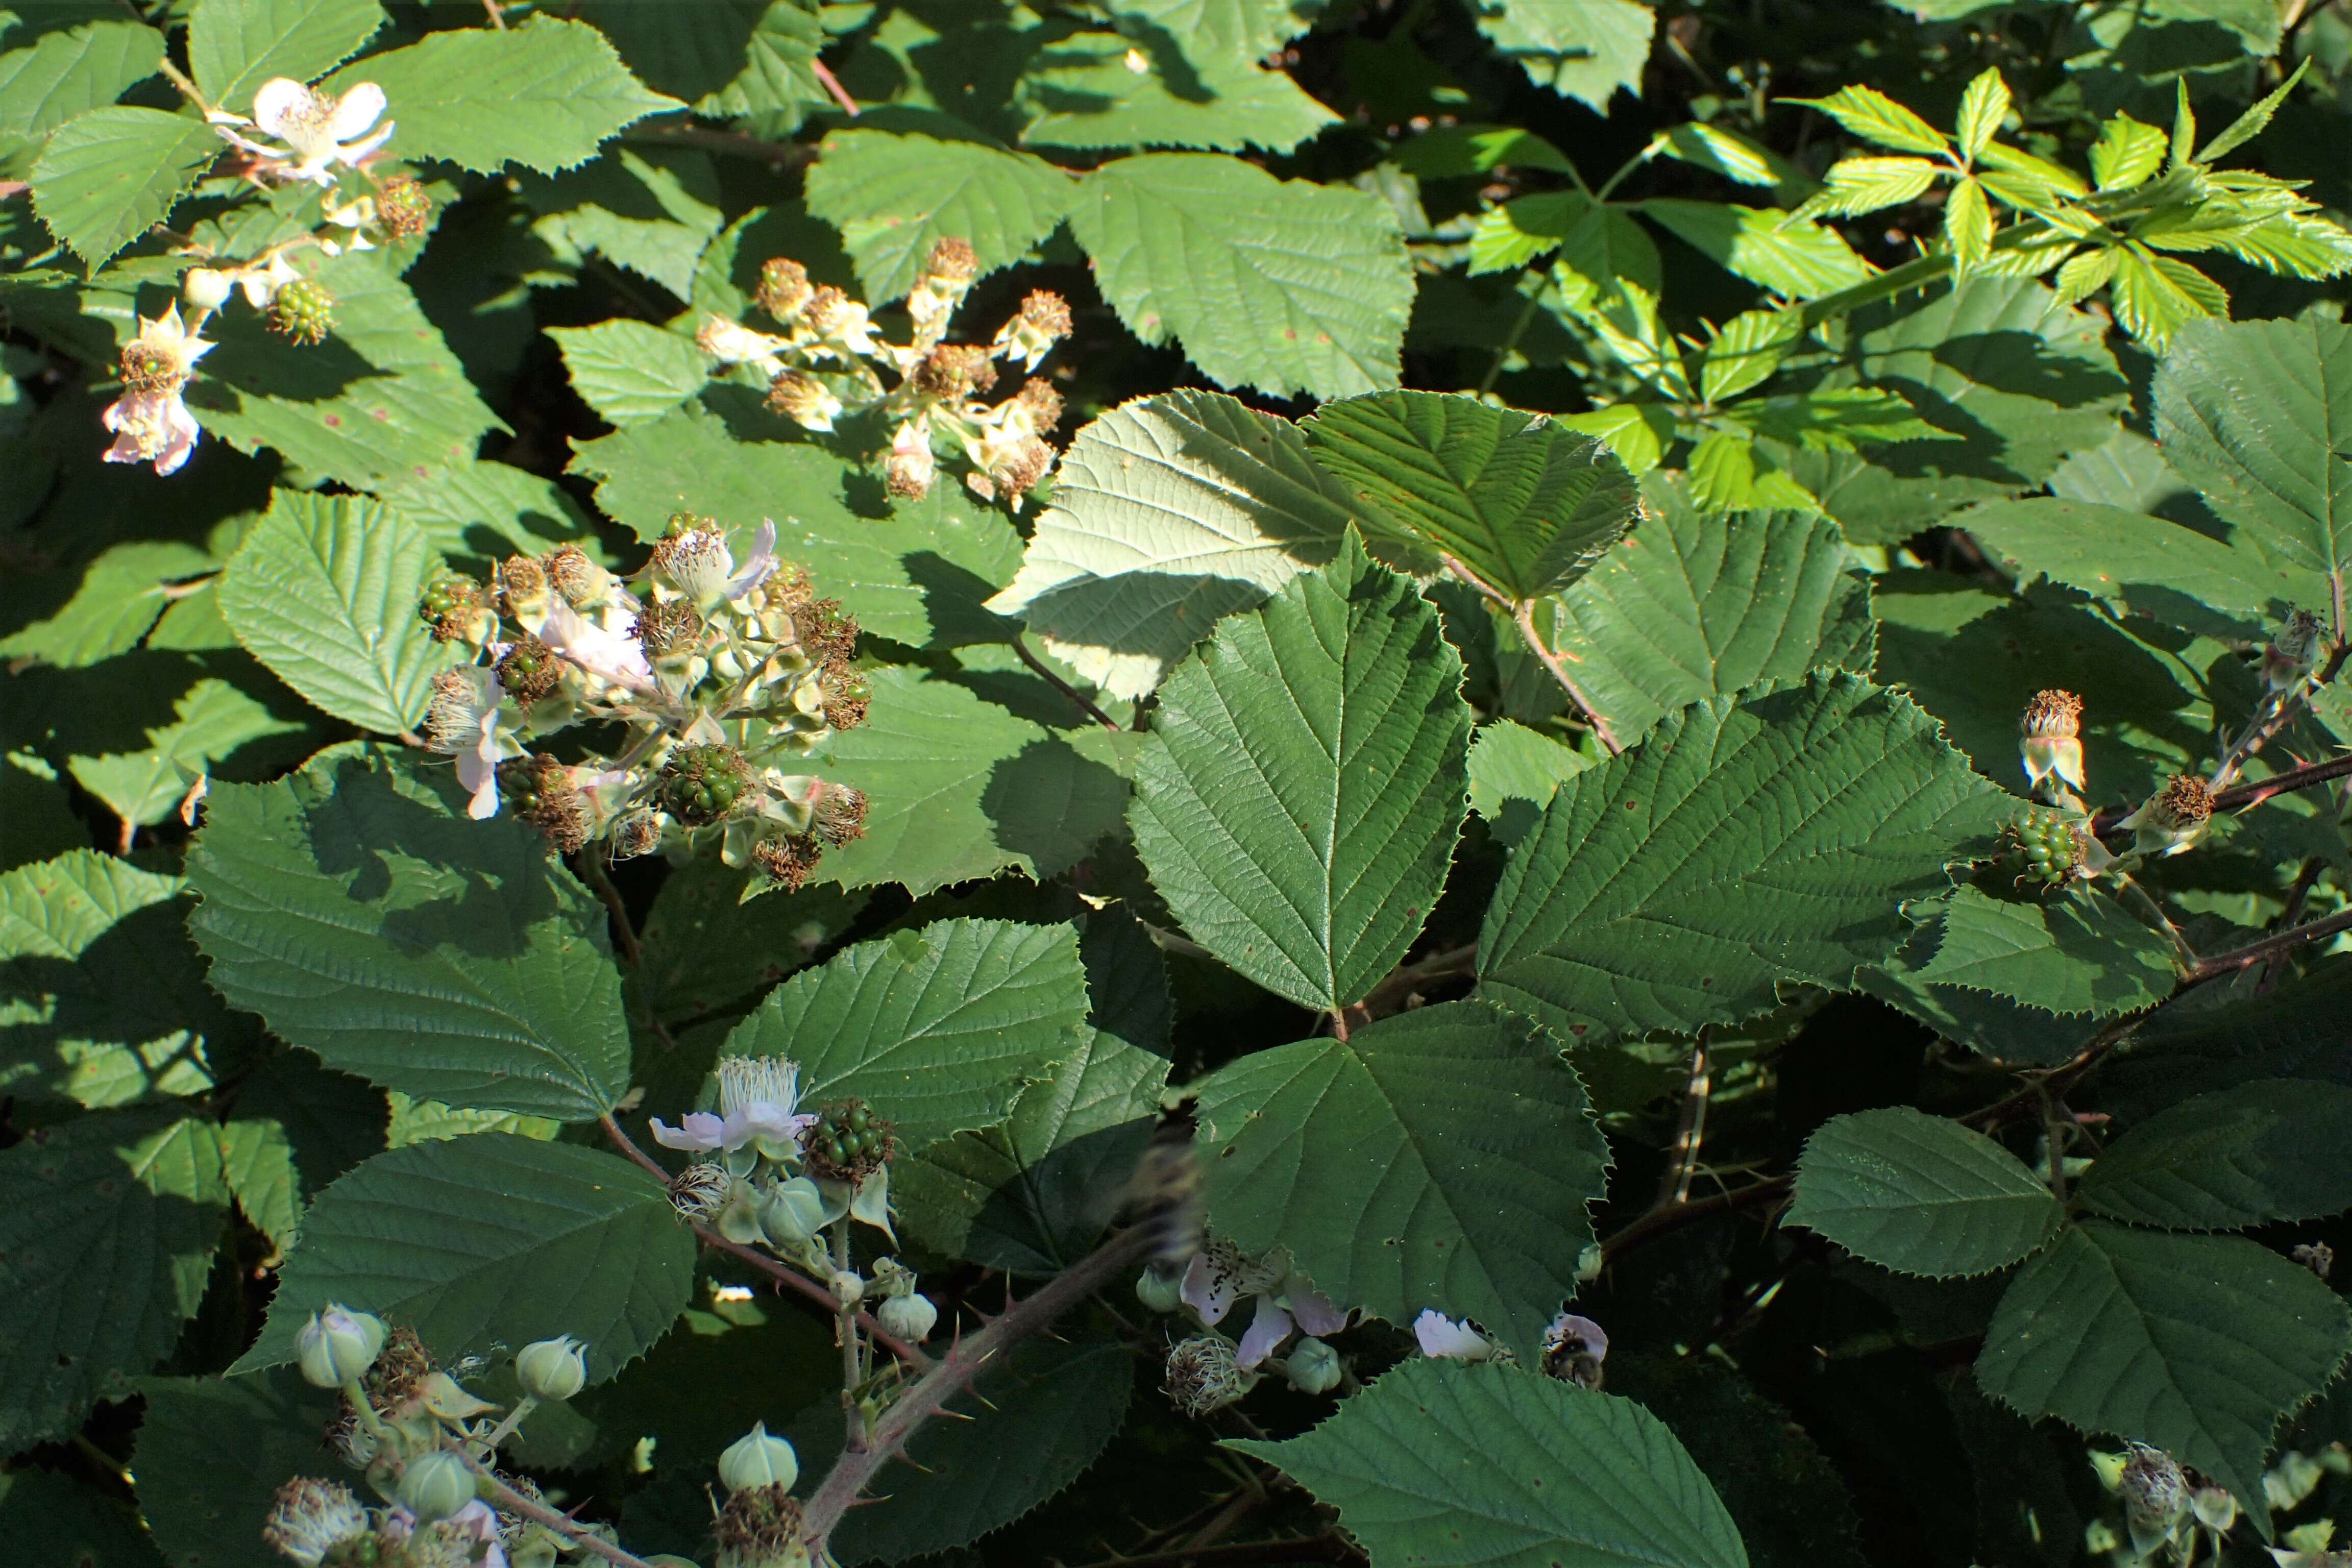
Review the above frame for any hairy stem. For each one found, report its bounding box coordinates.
[598,1116,932,1370]
[1510,601,1623,754]
[834,1219,866,1448]
[573,852,642,967]
[2187,907,2352,983]
[802,1227,1153,1551]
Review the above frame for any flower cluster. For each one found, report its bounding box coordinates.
[418,516,869,891]
[694,237,1072,511]
[1413,1308,1610,1387]
[265,1304,600,1568]
[1136,1236,1353,1406]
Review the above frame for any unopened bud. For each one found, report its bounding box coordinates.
[183,266,234,311]
[1282,1337,1342,1395]
[394,1448,477,1524]
[757,1175,829,1246]
[1136,1265,1184,1314]
[297,1304,386,1388]
[718,1421,800,1495]
[877,1292,938,1342]
[515,1335,589,1402]
[828,1268,865,1306]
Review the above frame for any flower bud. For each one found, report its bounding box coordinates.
[394,1448,477,1524]
[719,1421,800,1495]
[183,266,234,311]
[828,1268,865,1306]
[2018,689,2085,800]
[758,1175,829,1246]
[877,1292,938,1342]
[261,1477,371,1567]
[297,1304,386,1388]
[1136,1265,1184,1315]
[1282,1337,1342,1395]
[2121,774,2215,859]
[2190,1485,2237,1533]
[515,1335,589,1402]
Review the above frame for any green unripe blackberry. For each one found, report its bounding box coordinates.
[497,634,562,702]
[659,743,749,826]
[267,279,335,345]
[2006,807,2083,889]
[801,1097,895,1182]
[376,176,434,239]
[419,571,476,622]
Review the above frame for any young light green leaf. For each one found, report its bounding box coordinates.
[187,0,383,113]
[720,919,1091,1150]
[1786,1106,2061,1277]
[2196,57,2310,165]
[1130,536,1471,1011]
[985,389,1354,699]
[1478,672,2003,1044]
[216,489,456,734]
[2153,315,2352,590]
[0,1108,228,1451]
[2076,1080,2352,1231]
[0,20,167,145]
[1976,1222,2352,1528]
[2169,79,2197,170]
[2089,113,2166,191]
[2052,244,2117,307]
[1792,85,1948,155]
[1472,0,1656,113]
[1807,156,1940,217]
[236,1134,693,1383]
[1656,122,1787,189]
[1946,177,1992,274]
[30,106,219,268]
[1231,1359,1749,1568]
[0,850,243,1109]
[804,130,1071,304]
[815,667,1132,897]
[1911,885,2178,1018]
[2108,247,2226,348]
[1467,720,1597,846]
[1301,390,1639,603]
[1954,69,2011,163]
[1547,484,1876,740]
[321,14,679,175]
[1700,307,1802,405]
[1068,153,1413,402]
[186,746,634,1122]
[1975,140,2089,203]
[1197,1001,1607,1358]
[1558,401,1677,474]
[1638,201,1872,298]
[546,319,708,427]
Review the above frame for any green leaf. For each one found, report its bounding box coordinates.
[1467,719,1597,847]
[1472,0,1655,113]
[1638,202,1872,298]
[217,1050,386,1251]
[1547,485,1875,740]
[1954,69,2011,163]
[186,247,500,489]
[1957,496,2294,639]
[66,669,308,832]
[816,666,1133,897]
[547,319,709,427]
[569,402,1024,651]
[1131,537,1469,1011]
[635,854,868,1027]
[2152,315,2352,596]
[382,457,599,568]
[1019,32,1337,156]
[1911,885,2178,1018]
[1301,390,1639,604]
[216,489,455,734]
[719,918,1091,1150]
[236,1134,693,1382]
[1478,672,2002,1044]
[1976,1222,2352,1525]
[0,1470,166,1568]
[30,106,218,267]
[1231,1359,1749,1568]
[0,1108,227,1451]
[527,144,725,300]
[132,1370,341,1568]
[1197,1000,1607,1357]
[1807,156,1942,217]
[1786,1106,2061,1278]
[0,849,243,1108]
[984,389,1355,699]
[187,0,382,113]
[0,20,167,146]
[2090,113,2166,190]
[186,746,634,1122]
[0,540,216,669]
[1700,307,1802,405]
[804,130,1070,304]
[1069,153,1413,402]
[2076,1080,2352,1231]
[321,14,679,175]
[1468,193,1661,295]
[1792,85,1949,155]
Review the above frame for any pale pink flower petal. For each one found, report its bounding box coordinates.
[651,1112,728,1151]
[1287,1285,1348,1338]
[1236,1297,1293,1370]
[1412,1309,1492,1361]
[327,82,387,141]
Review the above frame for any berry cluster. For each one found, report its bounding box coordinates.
[801,1099,896,1183]
[266,278,336,345]
[2007,808,2086,890]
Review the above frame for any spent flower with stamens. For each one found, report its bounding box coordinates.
[2120,1442,2190,1555]
[2121,774,2215,858]
[2018,689,2085,799]
[906,237,979,347]
[755,257,813,321]
[996,289,1073,370]
[1165,1336,1253,1417]
[766,369,842,431]
[262,1478,372,1567]
[103,306,213,475]
[211,78,394,186]
[376,176,435,239]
